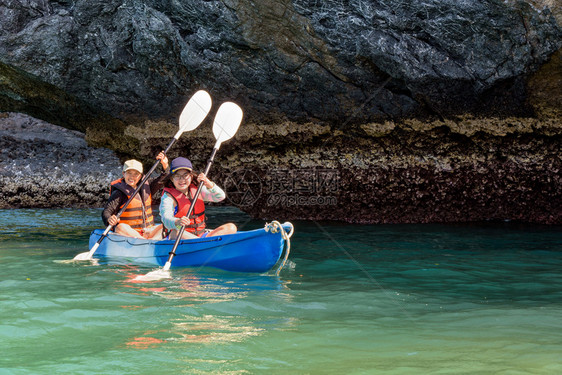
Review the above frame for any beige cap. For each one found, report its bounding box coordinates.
[123,159,143,174]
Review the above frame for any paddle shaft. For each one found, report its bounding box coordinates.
[87,138,177,256]
[162,148,218,270]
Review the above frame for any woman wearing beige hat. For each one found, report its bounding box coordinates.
[102,152,169,239]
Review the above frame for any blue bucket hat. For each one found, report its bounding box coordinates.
[170,157,193,174]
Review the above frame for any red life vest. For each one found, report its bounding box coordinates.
[110,178,155,232]
[163,184,206,235]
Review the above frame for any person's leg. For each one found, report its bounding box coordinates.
[145,224,163,240]
[168,228,199,240]
[114,223,144,238]
[206,223,237,237]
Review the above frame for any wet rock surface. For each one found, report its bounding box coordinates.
[0,113,121,208]
[113,116,561,225]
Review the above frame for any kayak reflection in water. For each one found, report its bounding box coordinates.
[160,157,237,240]
[102,152,169,240]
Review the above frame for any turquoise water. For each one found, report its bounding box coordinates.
[1,208,561,374]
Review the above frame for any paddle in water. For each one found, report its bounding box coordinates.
[135,101,243,281]
[72,90,213,261]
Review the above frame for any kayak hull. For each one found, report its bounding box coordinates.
[88,223,292,273]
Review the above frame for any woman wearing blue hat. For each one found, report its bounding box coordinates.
[159,157,237,240]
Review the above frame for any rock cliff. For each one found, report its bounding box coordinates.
[0,0,560,223]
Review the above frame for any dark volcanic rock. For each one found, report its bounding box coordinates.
[0,61,137,154]
[0,0,560,122]
[0,0,560,224]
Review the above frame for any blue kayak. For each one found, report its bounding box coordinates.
[88,221,294,273]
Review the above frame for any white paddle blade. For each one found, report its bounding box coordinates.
[177,90,212,136]
[134,268,171,282]
[73,241,99,260]
[72,251,91,261]
[212,102,243,144]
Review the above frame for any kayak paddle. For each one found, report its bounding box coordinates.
[72,90,213,261]
[135,101,243,281]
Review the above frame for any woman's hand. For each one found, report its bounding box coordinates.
[197,173,214,189]
[176,216,192,227]
[108,215,120,226]
[156,151,169,170]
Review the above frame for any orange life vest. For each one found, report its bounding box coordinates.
[163,184,206,235]
[110,178,155,233]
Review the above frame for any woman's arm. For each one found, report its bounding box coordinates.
[102,190,126,226]
[149,151,170,195]
[149,170,170,195]
[159,193,179,230]
[200,184,226,203]
[196,173,226,203]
